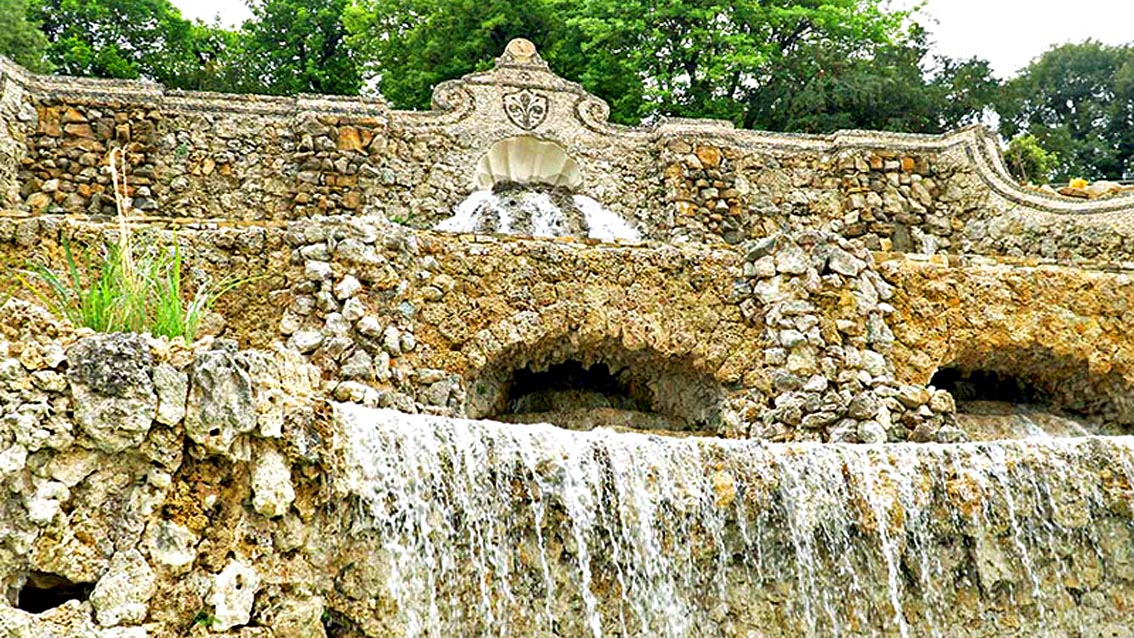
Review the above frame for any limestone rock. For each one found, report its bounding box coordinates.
[826,247,866,277]
[262,595,327,638]
[251,448,295,518]
[208,559,261,632]
[66,334,156,453]
[185,350,257,455]
[143,520,199,575]
[857,420,887,443]
[152,363,188,426]
[90,549,156,627]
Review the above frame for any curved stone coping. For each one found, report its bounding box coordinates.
[0,55,392,118]
[657,122,1134,216]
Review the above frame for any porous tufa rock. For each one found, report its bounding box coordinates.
[143,519,199,575]
[251,447,295,518]
[185,349,257,455]
[66,333,157,453]
[262,595,328,638]
[90,549,156,627]
[208,558,261,631]
[152,362,188,426]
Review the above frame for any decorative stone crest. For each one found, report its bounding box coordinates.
[504,38,538,64]
[503,89,548,131]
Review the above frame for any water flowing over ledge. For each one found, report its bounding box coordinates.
[437,189,642,242]
[338,404,1134,638]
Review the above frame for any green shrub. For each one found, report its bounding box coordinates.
[1004,134,1059,184]
[17,149,244,340]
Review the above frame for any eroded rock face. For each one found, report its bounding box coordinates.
[207,559,261,632]
[0,327,1133,638]
[89,550,155,627]
[185,349,257,455]
[66,333,156,453]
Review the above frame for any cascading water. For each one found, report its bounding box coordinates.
[436,186,641,242]
[338,404,1134,638]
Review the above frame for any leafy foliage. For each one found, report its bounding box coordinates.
[345,0,556,109]
[997,41,1134,181]
[345,0,997,134]
[1003,134,1059,184]
[242,0,362,95]
[0,0,52,72]
[28,0,203,86]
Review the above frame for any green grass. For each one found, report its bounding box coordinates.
[16,148,246,341]
[18,233,243,341]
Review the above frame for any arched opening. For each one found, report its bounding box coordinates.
[468,338,727,435]
[474,136,582,191]
[930,346,1134,439]
[930,368,1050,405]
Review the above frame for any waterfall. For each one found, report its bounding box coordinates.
[338,404,1134,638]
[436,189,641,242]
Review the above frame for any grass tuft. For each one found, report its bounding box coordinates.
[17,148,247,341]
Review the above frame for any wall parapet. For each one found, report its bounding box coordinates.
[3,47,1134,260]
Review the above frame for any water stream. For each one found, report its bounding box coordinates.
[436,188,641,242]
[339,404,1134,638]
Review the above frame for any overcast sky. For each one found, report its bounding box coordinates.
[172,0,1133,79]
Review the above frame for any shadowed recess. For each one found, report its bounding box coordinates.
[930,345,1134,436]
[15,572,93,614]
[467,338,727,435]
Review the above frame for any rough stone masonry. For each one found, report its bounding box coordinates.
[0,38,1132,637]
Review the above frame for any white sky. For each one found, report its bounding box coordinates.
[903,0,1134,78]
[171,0,1134,79]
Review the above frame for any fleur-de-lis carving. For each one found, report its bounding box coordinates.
[503,89,548,131]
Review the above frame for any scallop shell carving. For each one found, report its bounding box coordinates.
[475,136,582,191]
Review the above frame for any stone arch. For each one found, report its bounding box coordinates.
[462,316,733,435]
[929,344,1134,429]
[474,136,583,191]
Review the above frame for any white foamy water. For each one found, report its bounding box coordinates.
[339,404,1134,638]
[436,190,641,242]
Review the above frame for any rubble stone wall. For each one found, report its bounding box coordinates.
[3,215,1132,442]
[1,314,1133,638]
[4,56,1134,261]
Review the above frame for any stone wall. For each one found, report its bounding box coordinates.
[2,38,1134,638]
[4,53,1134,261]
[3,214,1132,441]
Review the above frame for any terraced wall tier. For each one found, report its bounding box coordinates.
[3,53,1134,261]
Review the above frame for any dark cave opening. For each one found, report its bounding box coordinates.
[507,360,652,415]
[930,367,1051,408]
[16,572,93,614]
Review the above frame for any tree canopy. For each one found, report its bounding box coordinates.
[0,0,52,72]
[28,0,201,85]
[997,41,1134,181]
[344,0,997,135]
[243,0,362,95]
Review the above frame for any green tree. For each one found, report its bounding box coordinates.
[997,41,1134,181]
[242,0,362,95]
[1003,134,1059,184]
[345,0,557,109]
[0,0,52,72]
[28,0,206,86]
[553,0,916,126]
[346,0,995,133]
[739,25,996,134]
